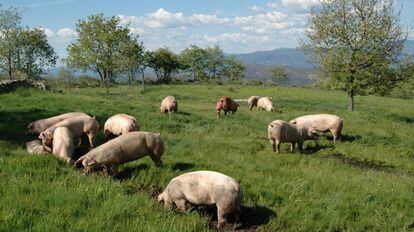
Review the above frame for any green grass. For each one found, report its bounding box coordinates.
[0,85,413,231]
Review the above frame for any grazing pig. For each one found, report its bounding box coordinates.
[104,114,139,138]
[158,171,242,229]
[75,131,164,174]
[39,115,99,147]
[268,120,318,153]
[160,96,178,114]
[52,127,75,163]
[26,139,52,155]
[247,96,260,111]
[257,97,274,112]
[216,96,240,118]
[289,114,343,142]
[26,112,89,135]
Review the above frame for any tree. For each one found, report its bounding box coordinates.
[147,47,180,84]
[180,45,208,81]
[270,65,288,85]
[119,35,144,94]
[15,28,57,79]
[67,14,135,93]
[222,56,245,81]
[0,6,22,79]
[205,44,225,80]
[302,0,406,111]
[56,67,75,90]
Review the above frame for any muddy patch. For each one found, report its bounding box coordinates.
[326,153,395,172]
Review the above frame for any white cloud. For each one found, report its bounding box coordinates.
[248,5,265,13]
[281,0,319,12]
[40,27,55,38]
[408,30,414,40]
[56,28,77,40]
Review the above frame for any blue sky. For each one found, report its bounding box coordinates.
[1,0,413,60]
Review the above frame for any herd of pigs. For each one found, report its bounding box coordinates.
[23,95,343,229]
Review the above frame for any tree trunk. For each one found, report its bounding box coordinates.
[129,72,134,95]
[8,51,12,80]
[348,89,355,111]
[141,70,145,91]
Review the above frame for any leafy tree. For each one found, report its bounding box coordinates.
[147,47,180,84]
[119,35,144,94]
[180,45,208,81]
[67,14,134,93]
[56,67,75,90]
[222,56,245,81]
[270,65,288,85]
[0,6,22,79]
[302,0,406,111]
[205,44,225,79]
[15,28,57,79]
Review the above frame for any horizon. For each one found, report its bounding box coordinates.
[1,0,414,61]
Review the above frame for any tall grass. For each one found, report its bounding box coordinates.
[0,85,413,231]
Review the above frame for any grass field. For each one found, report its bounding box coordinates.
[0,84,413,231]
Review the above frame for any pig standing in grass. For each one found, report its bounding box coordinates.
[26,112,89,135]
[268,120,318,153]
[158,171,242,229]
[52,127,75,163]
[160,96,178,114]
[75,131,164,174]
[289,114,343,142]
[257,97,274,112]
[216,96,239,118]
[104,114,139,138]
[26,139,52,154]
[247,96,260,111]
[39,115,99,147]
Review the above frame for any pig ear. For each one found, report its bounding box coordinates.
[269,124,274,128]
[270,96,273,100]
[27,122,34,129]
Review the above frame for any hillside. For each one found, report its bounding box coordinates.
[1,85,413,231]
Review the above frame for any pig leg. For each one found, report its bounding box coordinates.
[217,203,230,230]
[174,199,188,211]
[248,105,253,111]
[331,128,341,142]
[298,142,303,153]
[275,140,281,154]
[216,110,221,119]
[269,138,276,152]
[109,165,118,175]
[87,133,96,148]
[233,206,241,222]
[290,143,295,152]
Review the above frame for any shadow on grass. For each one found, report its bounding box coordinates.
[114,163,150,181]
[176,111,191,116]
[170,162,195,171]
[326,153,395,172]
[388,113,414,124]
[340,134,361,142]
[301,142,333,154]
[192,205,276,231]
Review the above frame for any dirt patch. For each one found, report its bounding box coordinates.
[326,153,395,172]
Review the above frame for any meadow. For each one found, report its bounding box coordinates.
[0,84,413,231]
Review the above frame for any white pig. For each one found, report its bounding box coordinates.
[257,97,274,112]
[104,114,139,138]
[160,96,178,114]
[26,112,89,135]
[158,171,242,229]
[247,96,260,111]
[26,139,52,155]
[75,131,164,174]
[52,127,75,163]
[289,114,343,142]
[268,120,318,153]
[39,115,99,147]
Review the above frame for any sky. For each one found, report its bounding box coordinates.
[1,0,414,60]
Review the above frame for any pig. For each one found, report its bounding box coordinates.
[216,96,240,118]
[158,171,242,229]
[160,96,178,114]
[268,120,318,153]
[52,127,75,163]
[104,114,139,138]
[26,139,52,155]
[26,112,89,135]
[39,115,99,147]
[289,114,343,142]
[247,96,260,111]
[75,131,164,175]
[257,97,274,112]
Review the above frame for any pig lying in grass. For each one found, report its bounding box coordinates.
[26,112,89,135]
[216,96,239,118]
[52,127,75,163]
[26,139,52,154]
[257,97,274,112]
[289,114,343,142]
[158,171,242,229]
[268,120,318,153]
[104,114,139,138]
[39,115,99,147]
[160,96,178,114]
[75,131,164,174]
[247,96,260,111]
